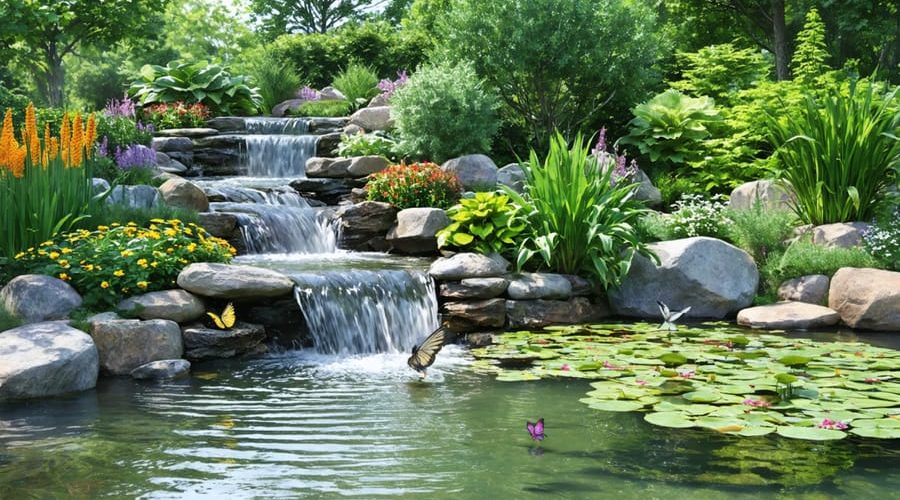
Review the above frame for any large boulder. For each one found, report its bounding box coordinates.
[736,302,841,330]
[507,298,608,328]
[1,275,82,324]
[106,185,162,209]
[497,163,526,193]
[0,322,98,400]
[828,268,900,331]
[386,208,450,255]
[181,322,267,360]
[198,212,238,238]
[348,106,393,131]
[117,289,206,323]
[316,133,343,157]
[442,299,506,332]
[306,157,352,177]
[347,155,390,177]
[151,136,193,153]
[777,274,830,305]
[271,99,306,117]
[335,201,398,251]
[177,263,295,299]
[729,180,794,211]
[631,168,663,207]
[812,222,869,249]
[155,151,188,174]
[441,154,498,191]
[130,359,191,380]
[206,117,246,133]
[440,278,509,299]
[429,253,509,280]
[159,177,209,212]
[89,319,183,375]
[609,237,759,319]
[506,273,573,300]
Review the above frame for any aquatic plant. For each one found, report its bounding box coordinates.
[471,323,900,440]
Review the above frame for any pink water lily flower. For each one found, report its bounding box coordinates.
[602,360,623,371]
[677,370,695,379]
[560,364,571,371]
[818,418,849,430]
[742,398,772,408]
[635,379,648,386]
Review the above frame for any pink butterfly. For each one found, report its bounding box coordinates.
[526,418,546,441]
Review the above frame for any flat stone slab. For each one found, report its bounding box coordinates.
[737,302,841,330]
[117,289,206,323]
[177,263,295,299]
[154,128,219,138]
[440,278,509,299]
[0,322,98,400]
[130,359,191,380]
[182,322,267,360]
[506,298,609,328]
[506,273,573,300]
[442,298,506,332]
[429,253,509,280]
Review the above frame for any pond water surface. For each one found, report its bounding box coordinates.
[1,341,898,499]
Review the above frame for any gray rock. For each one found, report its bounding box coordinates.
[117,290,206,323]
[0,322,98,400]
[90,319,183,375]
[632,168,663,207]
[316,132,343,157]
[271,99,306,117]
[151,136,193,153]
[92,177,111,195]
[159,177,209,212]
[154,128,219,138]
[368,94,390,107]
[429,253,509,280]
[308,117,349,133]
[386,208,450,255]
[442,299,506,332]
[349,106,393,131]
[130,359,191,380]
[290,177,361,205]
[609,237,759,319]
[441,154,498,191]
[198,212,238,238]
[343,124,365,136]
[506,298,609,328]
[335,201,398,250]
[306,157,352,177]
[829,268,900,331]
[497,163,526,193]
[86,312,121,324]
[0,275,82,324]
[812,222,869,249]
[440,278,509,299]
[506,273,573,300]
[155,151,188,173]
[737,302,841,330]
[318,86,346,101]
[729,180,794,211]
[245,298,310,347]
[465,333,494,347]
[777,275,830,305]
[563,275,595,296]
[106,185,162,209]
[205,117,246,132]
[182,322,267,360]
[347,155,390,177]
[177,263,295,299]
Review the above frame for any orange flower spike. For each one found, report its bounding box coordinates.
[0,108,14,168]
[60,112,70,165]
[10,143,26,178]
[25,102,39,166]
[84,113,96,157]
[71,113,83,167]
[48,137,59,162]
[42,123,51,167]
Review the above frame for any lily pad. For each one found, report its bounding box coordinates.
[584,399,646,412]
[776,426,847,441]
[682,389,722,403]
[644,412,695,428]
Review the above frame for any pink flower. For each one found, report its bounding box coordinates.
[742,398,771,408]
[818,418,849,430]
[602,360,622,371]
[635,379,647,386]
[677,370,695,379]
[560,364,571,371]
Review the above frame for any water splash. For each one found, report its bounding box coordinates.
[291,270,439,355]
[243,117,316,178]
[212,201,336,254]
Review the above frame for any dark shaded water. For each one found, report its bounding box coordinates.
[1,346,898,499]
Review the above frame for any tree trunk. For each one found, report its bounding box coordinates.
[772,0,789,80]
[45,40,65,107]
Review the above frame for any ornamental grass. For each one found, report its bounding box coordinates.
[0,103,99,260]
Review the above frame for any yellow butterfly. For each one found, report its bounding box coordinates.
[207,302,236,329]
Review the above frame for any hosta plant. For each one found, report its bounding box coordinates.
[436,191,529,258]
[129,61,261,115]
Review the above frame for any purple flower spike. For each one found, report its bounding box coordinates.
[114,144,157,170]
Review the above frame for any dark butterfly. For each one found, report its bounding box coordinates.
[526,418,545,441]
[408,326,454,378]
[657,300,691,332]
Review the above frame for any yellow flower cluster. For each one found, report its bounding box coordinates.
[0,103,97,178]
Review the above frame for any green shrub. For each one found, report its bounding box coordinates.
[336,132,400,161]
[436,191,529,258]
[725,205,797,263]
[366,162,462,209]
[766,80,899,225]
[792,8,831,85]
[0,85,30,125]
[393,61,499,163]
[129,60,262,115]
[666,193,732,239]
[332,62,379,111]
[503,133,653,287]
[246,47,302,114]
[669,44,771,105]
[12,219,235,308]
[95,115,153,152]
[635,212,675,243]
[622,89,722,168]
[761,240,879,292]
[290,99,353,118]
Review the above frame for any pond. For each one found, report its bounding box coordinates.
[1,336,899,499]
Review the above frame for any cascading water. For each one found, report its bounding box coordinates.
[209,186,337,254]
[243,117,317,177]
[291,270,439,355]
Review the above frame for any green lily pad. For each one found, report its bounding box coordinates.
[644,411,695,428]
[584,399,646,412]
[682,389,722,403]
[776,426,847,441]
[850,426,900,438]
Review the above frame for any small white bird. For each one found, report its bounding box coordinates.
[657,300,691,332]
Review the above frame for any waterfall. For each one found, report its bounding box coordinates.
[242,117,317,178]
[291,270,439,355]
